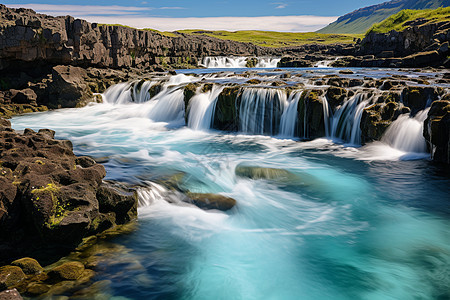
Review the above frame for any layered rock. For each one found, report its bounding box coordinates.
[0,119,138,262]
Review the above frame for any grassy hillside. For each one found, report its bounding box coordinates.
[367,7,450,33]
[177,30,362,47]
[318,0,450,34]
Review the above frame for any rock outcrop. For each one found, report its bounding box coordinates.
[345,18,450,68]
[424,99,450,164]
[0,118,138,262]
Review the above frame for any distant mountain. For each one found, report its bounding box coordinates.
[318,0,450,34]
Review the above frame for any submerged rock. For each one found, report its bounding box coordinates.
[47,262,85,282]
[235,165,297,181]
[186,193,236,211]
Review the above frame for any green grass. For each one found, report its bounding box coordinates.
[177,30,362,47]
[367,7,450,34]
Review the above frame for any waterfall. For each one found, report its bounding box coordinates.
[322,96,331,137]
[200,56,280,68]
[381,109,429,153]
[102,82,133,105]
[279,91,302,138]
[101,78,188,124]
[314,57,339,68]
[239,88,288,135]
[255,58,282,68]
[330,93,370,145]
[188,85,225,130]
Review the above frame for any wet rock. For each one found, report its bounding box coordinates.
[246,79,261,85]
[25,282,50,296]
[424,100,450,164]
[235,165,297,181]
[11,258,43,275]
[402,86,440,114]
[0,266,26,290]
[186,193,236,211]
[0,288,23,299]
[213,86,240,131]
[325,87,347,111]
[339,69,354,74]
[298,90,326,139]
[0,121,138,261]
[47,262,85,282]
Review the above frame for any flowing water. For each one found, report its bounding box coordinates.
[11,68,450,300]
[201,56,281,68]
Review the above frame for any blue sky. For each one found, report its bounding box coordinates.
[5,0,387,31]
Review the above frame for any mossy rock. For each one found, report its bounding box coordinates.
[186,192,236,211]
[235,165,297,181]
[47,262,85,282]
[245,57,258,68]
[26,282,50,296]
[11,258,43,275]
[246,79,262,85]
[0,265,26,290]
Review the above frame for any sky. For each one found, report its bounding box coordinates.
[4,0,388,32]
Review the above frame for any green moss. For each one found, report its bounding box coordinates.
[31,183,68,228]
[367,7,450,34]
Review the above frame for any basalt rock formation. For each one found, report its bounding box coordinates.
[340,18,450,68]
[0,118,138,263]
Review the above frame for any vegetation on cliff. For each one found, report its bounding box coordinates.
[318,0,450,34]
[367,7,450,34]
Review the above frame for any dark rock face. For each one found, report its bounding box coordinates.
[424,100,450,164]
[213,86,241,131]
[350,19,450,68]
[0,119,138,262]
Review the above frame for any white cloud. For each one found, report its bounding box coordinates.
[5,4,152,16]
[82,15,337,32]
[274,3,288,9]
[4,4,337,32]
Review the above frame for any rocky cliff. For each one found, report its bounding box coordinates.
[0,4,280,72]
[337,18,450,68]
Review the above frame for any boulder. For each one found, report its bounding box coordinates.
[0,266,26,290]
[186,193,236,211]
[47,262,85,282]
[235,165,297,181]
[0,289,23,300]
[10,258,43,275]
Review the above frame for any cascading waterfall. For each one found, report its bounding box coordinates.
[101,75,198,124]
[322,96,332,137]
[314,57,339,68]
[255,57,282,68]
[239,88,288,135]
[330,93,371,145]
[381,109,430,153]
[201,56,280,68]
[279,91,302,137]
[187,85,225,130]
